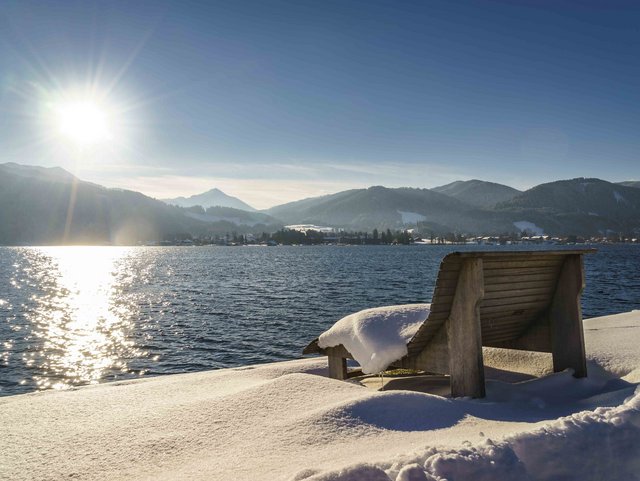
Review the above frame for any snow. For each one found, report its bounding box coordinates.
[286,224,336,233]
[1,311,639,481]
[613,191,626,203]
[398,211,427,225]
[513,221,544,235]
[318,304,430,374]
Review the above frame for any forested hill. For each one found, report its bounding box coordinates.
[0,163,213,244]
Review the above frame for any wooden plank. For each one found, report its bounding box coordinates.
[550,255,587,377]
[447,258,486,398]
[481,311,542,326]
[441,270,558,282]
[436,285,554,301]
[303,338,321,354]
[454,249,596,258]
[405,327,450,373]
[482,259,564,269]
[479,300,549,315]
[327,347,348,380]
[482,266,560,278]
[432,296,549,316]
[324,344,352,359]
[484,279,557,292]
[486,311,552,351]
[482,319,532,330]
[440,259,564,272]
[483,286,554,300]
[481,294,552,308]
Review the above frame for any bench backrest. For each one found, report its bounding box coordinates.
[406,249,594,358]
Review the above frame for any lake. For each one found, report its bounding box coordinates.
[1,244,639,396]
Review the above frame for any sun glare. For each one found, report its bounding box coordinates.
[54,99,112,145]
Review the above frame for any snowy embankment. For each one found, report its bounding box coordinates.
[1,312,640,481]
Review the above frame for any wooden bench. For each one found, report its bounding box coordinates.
[304,249,595,398]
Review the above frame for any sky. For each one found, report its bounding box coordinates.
[1,0,639,209]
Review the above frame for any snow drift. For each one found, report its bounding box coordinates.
[0,311,639,481]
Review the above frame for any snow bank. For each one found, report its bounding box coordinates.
[1,311,639,481]
[307,385,640,481]
[318,304,430,374]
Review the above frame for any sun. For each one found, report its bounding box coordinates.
[54,99,112,145]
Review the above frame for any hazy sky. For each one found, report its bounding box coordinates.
[1,0,639,208]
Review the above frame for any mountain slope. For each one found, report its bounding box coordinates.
[163,188,255,211]
[265,186,513,232]
[184,205,279,227]
[431,179,521,208]
[0,163,210,244]
[618,181,640,189]
[497,178,640,235]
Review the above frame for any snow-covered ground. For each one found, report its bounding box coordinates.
[513,221,545,236]
[1,312,639,481]
[398,211,427,225]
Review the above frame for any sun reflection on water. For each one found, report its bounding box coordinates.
[20,247,142,390]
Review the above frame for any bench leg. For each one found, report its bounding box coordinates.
[328,354,347,380]
[550,255,587,378]
[447,258,486,398]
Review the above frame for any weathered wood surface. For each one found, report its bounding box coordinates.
[446,258,486,398]
[403,327,450,373]
[327,347,348,380]
[550,254,587,377]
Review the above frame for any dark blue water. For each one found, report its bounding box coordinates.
[1,244,639,396]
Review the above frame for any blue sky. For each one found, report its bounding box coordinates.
[1,0,639,208]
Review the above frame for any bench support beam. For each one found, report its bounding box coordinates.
[326,346,349,380]
[447,258,486,398]
[550,255,587,378]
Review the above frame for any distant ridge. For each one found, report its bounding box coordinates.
[0,162,279,245]
[163,188,256,211]
[431,179,521,208]
[618,181,640,189]
[1,162,639,241]
[0,162,78,184]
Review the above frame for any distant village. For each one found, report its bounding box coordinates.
[154,224,639,246]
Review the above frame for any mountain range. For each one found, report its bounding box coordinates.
[163,188,256,211]
[266,179,640,236]
[1,162,639,244]
[0,163,279,244]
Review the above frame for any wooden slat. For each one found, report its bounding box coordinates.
[435,285,555,301]
[484,279,556,292]
[481,309,545,323]
[454,249,596,258]
[441,270,559,282]
[440,259,564,274]
[483,286,554,300]
[482,318,533,329]
[482,332,528,344]
[480,300,549,315]
[482,266,560,278]
[481,294,552,308]
[482,259,564,269]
